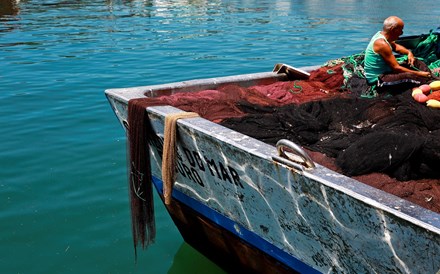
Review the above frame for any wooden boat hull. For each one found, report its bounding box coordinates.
[106,68,440,273]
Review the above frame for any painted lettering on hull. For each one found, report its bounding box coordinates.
[149,136,243,189]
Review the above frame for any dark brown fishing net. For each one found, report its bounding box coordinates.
[127,100,156,258]
[222,91,440,180]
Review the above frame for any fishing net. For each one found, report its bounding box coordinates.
[127,101,156,258]
[221,92,440,180]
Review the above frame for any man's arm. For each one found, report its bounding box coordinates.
[374,39,430,77]
[392,42,415,66]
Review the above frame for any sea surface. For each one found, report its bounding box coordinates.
[1,0,439,273]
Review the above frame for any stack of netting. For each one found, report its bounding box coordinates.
[220,91,440,181]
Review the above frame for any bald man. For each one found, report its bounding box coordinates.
[364,16,431,90]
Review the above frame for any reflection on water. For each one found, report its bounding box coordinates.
[0,0,19,16]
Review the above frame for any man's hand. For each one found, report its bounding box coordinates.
[407,51,415,66]
[418,71,431,78]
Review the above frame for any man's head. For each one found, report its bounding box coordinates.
[383,16,404,41]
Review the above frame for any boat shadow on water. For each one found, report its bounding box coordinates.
[168,242,225,274]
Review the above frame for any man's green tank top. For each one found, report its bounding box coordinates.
[364,31,393,84]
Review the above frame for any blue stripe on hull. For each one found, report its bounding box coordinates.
[152,176,320,274]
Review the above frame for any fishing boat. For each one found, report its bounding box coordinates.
[105,33,440,273]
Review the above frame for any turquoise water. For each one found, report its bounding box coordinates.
[1,0,439,273]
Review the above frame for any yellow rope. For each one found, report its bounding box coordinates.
[162,112,199,205]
